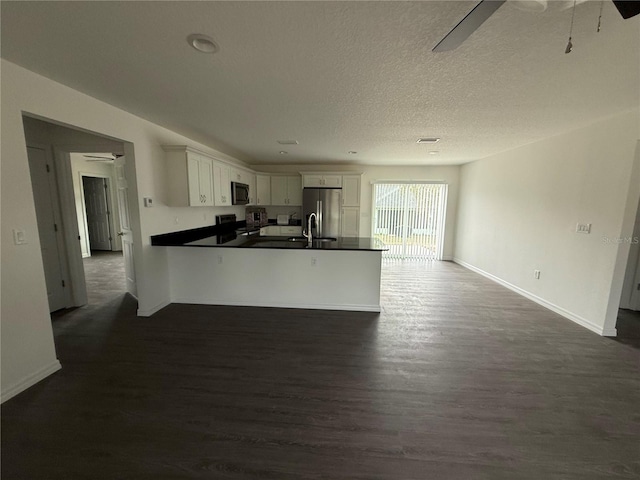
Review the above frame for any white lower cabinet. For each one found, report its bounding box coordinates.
[342,207,360,237]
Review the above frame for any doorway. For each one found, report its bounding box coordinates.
[72,153,128,304]
[372,182,448,260]
[616,193,640,342]
[22,116,137,312]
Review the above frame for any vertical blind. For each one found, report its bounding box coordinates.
[372,183,448,260]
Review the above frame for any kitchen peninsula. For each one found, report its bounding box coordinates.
[152,226,386,312]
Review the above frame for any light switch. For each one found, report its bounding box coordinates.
[13,229,27,245]
[143,197,153,207]
[576,223,591,234]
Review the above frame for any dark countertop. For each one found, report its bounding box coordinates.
[151,226,386,251]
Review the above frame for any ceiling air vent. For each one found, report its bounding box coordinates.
[416,137,440,144]
[277,140,299,145]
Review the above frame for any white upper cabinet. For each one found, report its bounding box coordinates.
[342,175,361,207]
[302,174,342,188]
[256,175,271,205]
[342,207,360,237]
[164,147,214,207]
[213,162,231,206]
[247,172,256,205]
[270,175,302,206]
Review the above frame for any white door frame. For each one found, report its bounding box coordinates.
[619,194,640,310]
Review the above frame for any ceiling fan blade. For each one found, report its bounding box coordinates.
[83,155,115,161]
[612,1,640,19]
[433,0,506,53]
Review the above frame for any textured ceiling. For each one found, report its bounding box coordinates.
[2,1,638,166]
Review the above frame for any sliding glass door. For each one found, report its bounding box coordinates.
[372,183,448,260]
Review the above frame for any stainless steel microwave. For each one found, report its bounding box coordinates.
[231,182,250,205]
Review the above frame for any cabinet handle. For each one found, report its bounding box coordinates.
[203,194,207,203]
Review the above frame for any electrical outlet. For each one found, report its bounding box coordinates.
[311,257,317,266]
[217,255,223,265]
[576,223,591,234]
[534,269,541,279]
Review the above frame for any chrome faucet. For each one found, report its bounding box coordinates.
[303,212,317,247]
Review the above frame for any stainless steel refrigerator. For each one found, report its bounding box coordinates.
[303,187,342,238]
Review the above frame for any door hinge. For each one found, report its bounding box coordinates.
[54,223,58,232]
[61,280,65,287]
[104,183,108,189]
[637,283,640,291]
[46,164,51,173]
[109,236,112,241]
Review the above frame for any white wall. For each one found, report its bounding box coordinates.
[256,165,460,260]
[454,111,640,335]
[1,59,249,402]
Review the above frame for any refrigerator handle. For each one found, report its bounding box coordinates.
[317,200,322,237]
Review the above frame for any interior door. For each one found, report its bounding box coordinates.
[82,176,112,251]
[114,156,137,297]
[27,146,67,311]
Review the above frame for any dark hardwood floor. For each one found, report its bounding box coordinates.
[2,260,639,479]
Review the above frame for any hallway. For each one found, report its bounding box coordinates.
[82,251,126,305]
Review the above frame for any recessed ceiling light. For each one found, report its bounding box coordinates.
[428,151,439,155]
[417,137,440,144]
[279,151,288,155]
[348,151,358,155]
[187,34,219,54]
[277,140,299,145]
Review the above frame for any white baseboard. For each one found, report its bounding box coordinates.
[137,299,171,317]
[453,258,609,336]
[1,360,62,404]
[172,297,381,313]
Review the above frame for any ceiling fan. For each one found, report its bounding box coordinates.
[83,154,121,162]
[432,0,640,52]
